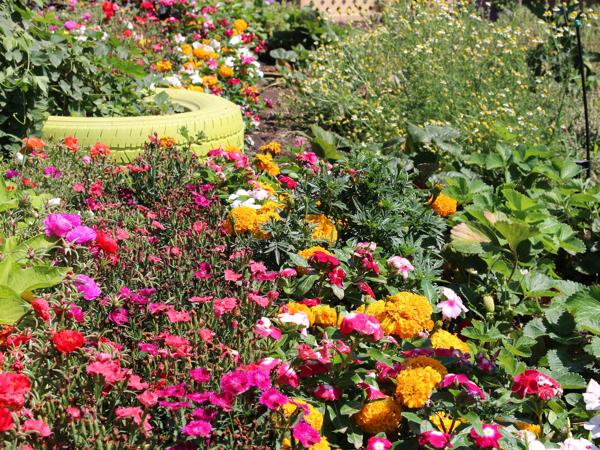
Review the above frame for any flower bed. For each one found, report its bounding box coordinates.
[0,133,598,449]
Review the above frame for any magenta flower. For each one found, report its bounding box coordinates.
[63,20,78,30]
[181,420,212,437]
[219,370,250,396]
[4,169,19,179]
[43,166,62,178]
[440,374,486,400]
[189,368,211,383]
[313,384,341,401]
[292,420,321,448]
[259,388,288,410]
[366,436,392,450]
[437,287,468,320]
[469,423,502,448]
[339,313,383,341]
[419,431,452,449]
[65,226,97,244]
[108,308,129,325]
[44,213,81,238]
[74,274,101,300]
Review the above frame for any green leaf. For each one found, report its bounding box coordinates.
[523,318,547,339]
[497,349,526,377]
[554,372,586,390]
[494,220,532,253]
[0,286,30,325]
[295,274,320,297]
[310,125,343,161]
[502,189,538,212]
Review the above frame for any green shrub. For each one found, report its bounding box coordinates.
[293,0,582,153]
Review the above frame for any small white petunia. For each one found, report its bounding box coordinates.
[584,379,600,411]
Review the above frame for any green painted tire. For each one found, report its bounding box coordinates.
[42,88,244,163]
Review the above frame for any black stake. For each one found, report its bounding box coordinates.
[575,17,591,179]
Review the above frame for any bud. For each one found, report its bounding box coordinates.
[483,295,495,313]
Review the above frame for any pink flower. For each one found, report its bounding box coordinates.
[66,407,81,419]
[437,288,468,320]
[137,390,158,407]
[165,309,191,323]
[224,269,242,281]
[248,292,270,308]
[366,436,392,450]
[292,421,321,448]
[469,423,502,448]
[220,370,250,396]
[74,274,101,300]
[189,368,211,383]
[182,420,212,437]
[279,268,298,278]
[31,298,51,322]
[419,431,452,448]
[313,384,341,401]
[259,388,288,410]
[44,213,81,238]
[65,226,97,244]
[22,419,52,437]
[440,374,486,400]
[194,262,213,279]
[86,359,127,384]
[254,317,282,340]
[276,362,299,388]
[387,256,414,279]
[108,308,128,325]
[213,297,238,318]
[127,375,149,390]
[339,313,383,341]
[512,369,562,401]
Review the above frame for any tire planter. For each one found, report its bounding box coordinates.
[42,88,244,163]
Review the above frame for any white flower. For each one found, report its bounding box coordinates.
[189,72,202,85]
[14,152,24,164]
[560,438,599,450]
[173,33,185,44]
[249,189,269,201]
[47,198,61,206]
[276,312,309,334]
[584,415,600,439]
[163,75,182,88]
[584,379,600,411]
[229,35,242,46]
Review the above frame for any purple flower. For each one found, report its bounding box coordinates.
[4,169,20,179]
[181,420,212,437]
[74,274,101,300]
[64,21,78,30]
[65,226,96,244]
[43,166,62,178]
[44,213,81,238]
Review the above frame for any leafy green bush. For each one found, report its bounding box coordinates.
[293,0,582,153]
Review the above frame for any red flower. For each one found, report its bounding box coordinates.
[328,267,346,287]
[308,251,340,272]
[31,298,51,321]
[0,373,31,411]
[89,142,110,160]
[102,1,116,20]
[52,330,85,353]
[419,431,453,449]
[63,135,79,152]
[0,407,14,432]
[512,369,562,401]
[95,231,118,254]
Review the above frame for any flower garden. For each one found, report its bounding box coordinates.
[1,0,600,449]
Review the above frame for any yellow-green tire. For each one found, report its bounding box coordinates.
[41,88,244,163]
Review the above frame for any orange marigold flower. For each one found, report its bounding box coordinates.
[402,356,448,377]
[225,206,258,234]
[358,292,433,338]
[180,44,193,55]
[22,137,45,150]
[159,136,176,149]
[280,398,323,430]
[430,329,470,354]
[311,305,337,328]
[354,397,402,434]
[429,193,457,217]
[260,141,282,155]
[254,153,280,177]
[219,65,234,78]
[224,145,241,153]
[306,214,337,243]
[395,366,441,408]
[156,60,172,72]
[430,412,468,433]
[298,246,331,260]
[233,18,248,33]
[515,421,541,438]
[202,75,219,87]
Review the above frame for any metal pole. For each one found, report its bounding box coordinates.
[575,18,591,179]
